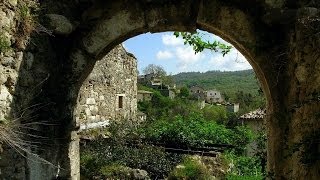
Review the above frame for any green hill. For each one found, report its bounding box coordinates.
[173,69,262,102]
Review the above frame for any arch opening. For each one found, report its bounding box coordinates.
[64,2,278,178]
[76,30,268,179]
[7,0,319,179]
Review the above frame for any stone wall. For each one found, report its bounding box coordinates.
[0,0,20,121]
[75,45,137,129]
[0,1,30,178]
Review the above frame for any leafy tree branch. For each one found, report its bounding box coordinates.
[173,32,232,56]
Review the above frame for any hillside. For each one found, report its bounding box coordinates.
[173,69,262,101]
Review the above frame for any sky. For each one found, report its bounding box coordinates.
[123,30,252,75]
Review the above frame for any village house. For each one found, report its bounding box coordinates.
[226,103,240,113]
[138,73,162,88]
[206,90,224,103]
[75,45,138,130]
[159,88,175,99]
[239,108,266,156]
[189,85,206,100]
[137,90,153,102]
[138,73,176,99]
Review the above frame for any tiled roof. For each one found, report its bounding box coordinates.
[240,108,266,119]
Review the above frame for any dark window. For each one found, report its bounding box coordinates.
[119,96,123,108]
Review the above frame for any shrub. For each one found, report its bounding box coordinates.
[81,141,182,179]
[100,164,132,179]
[168,157,212,180]
[80,127,183,179]
[223,151,264,179]
[140,112,254,152]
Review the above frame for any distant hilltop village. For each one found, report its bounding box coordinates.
[138,74,239,113]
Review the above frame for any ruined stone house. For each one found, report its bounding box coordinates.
[189,85,206,100]
[74,45,138,129]
[239,108,266,156]
[226,103,240,113]
[206,89,224,103]
[137,90,153,102]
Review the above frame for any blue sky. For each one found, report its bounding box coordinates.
[123,30,252,75]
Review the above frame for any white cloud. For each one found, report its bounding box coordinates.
[208,50,252,71]
[162,34,184,46]
[156,50,173,60]
[175,46,205,71]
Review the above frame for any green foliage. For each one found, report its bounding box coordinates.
[224,151,264,179]
[99,164,132,179]
[83,81,263,179]
[163,75,175,87]
[80,120,183,179]
[179,86,190,98]
[138,84,157,92]
[174,32,232,56]
[226,174,264,180]
[81,141,182,179]
[0,33,11,53]
[168,157,211,180]
[202,105,228,124]
[254,130,267,174]
[140,113,254,153]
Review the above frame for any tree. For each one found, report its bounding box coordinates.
[173,32,232,56]
[142,64,167,77]
[162,75,175,87]
[179,86,190,98]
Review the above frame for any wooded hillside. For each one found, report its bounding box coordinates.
[173,69,261,101]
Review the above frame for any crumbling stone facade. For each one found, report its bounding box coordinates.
[75,45,137,128]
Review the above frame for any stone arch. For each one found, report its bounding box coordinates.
[64,1,278,179]
[2,0,319,179]
[69,0,274,110]
[65,1,320,179]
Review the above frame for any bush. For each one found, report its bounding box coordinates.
[80,138,182,179]
[201,105,227,124]
[168,157,211,180]
[223,151,264,179]
[140,112,254,153]
[100,164,132,179]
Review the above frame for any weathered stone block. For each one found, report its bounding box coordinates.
[45,14,74,35]
[1,57,14,67]
[89,106,98,116]
[86,98,96,105]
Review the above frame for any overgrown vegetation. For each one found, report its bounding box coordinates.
[224,151,264,179]
[139,113,254,155]
[80,120,183,179]
[168,157,212,180]
[81,87,266,179]
[15,0,39,49]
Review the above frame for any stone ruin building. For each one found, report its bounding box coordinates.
[75,45,138,130]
